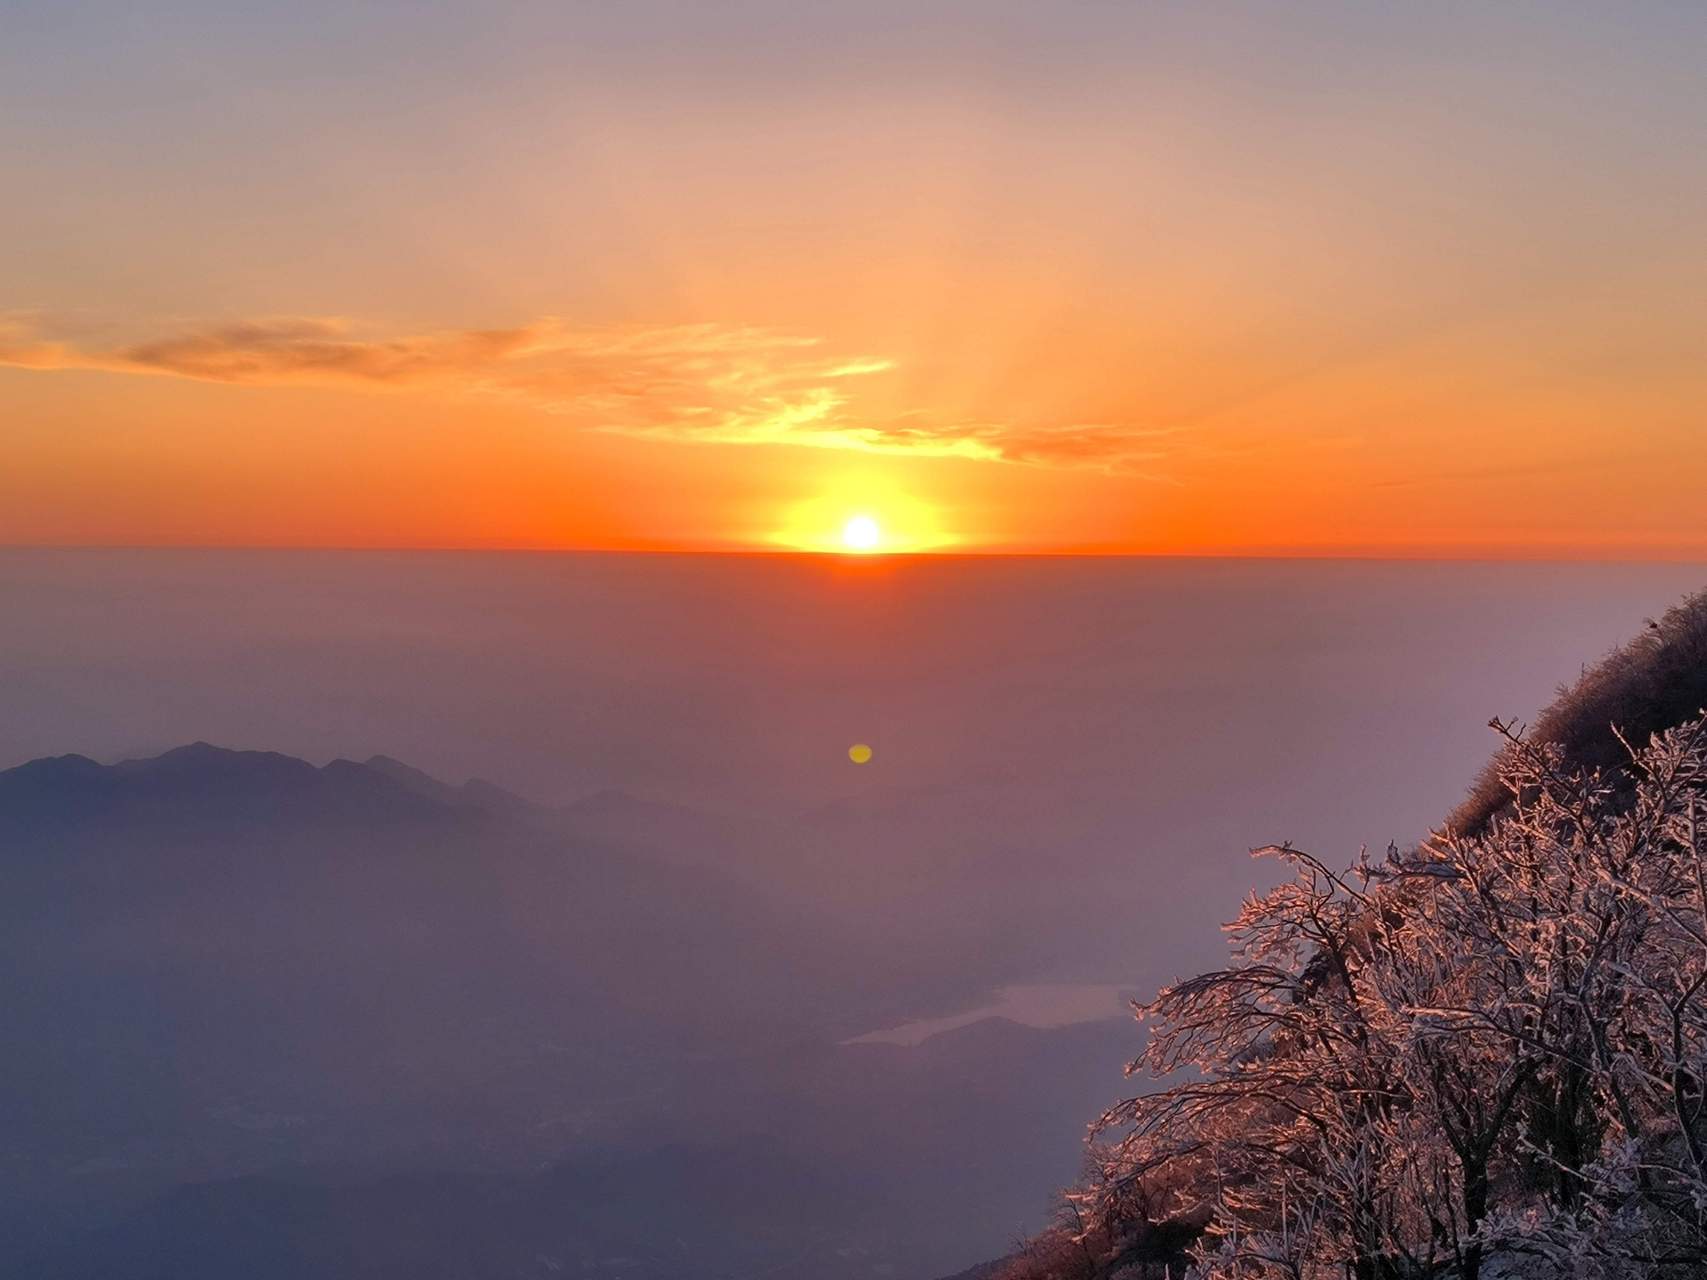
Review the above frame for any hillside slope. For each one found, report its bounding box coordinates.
[1450,589,1707,832]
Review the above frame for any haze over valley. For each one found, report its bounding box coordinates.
[3,552,1703,1276]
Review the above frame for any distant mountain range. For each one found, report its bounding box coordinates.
[0,742,1136,1279]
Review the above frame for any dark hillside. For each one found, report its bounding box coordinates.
[1449,587,1707,832]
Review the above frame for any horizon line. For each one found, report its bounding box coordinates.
[2,542,1706,567]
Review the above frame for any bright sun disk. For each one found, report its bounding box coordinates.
[841,514,882,552]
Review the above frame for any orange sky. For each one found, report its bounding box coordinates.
[4,3,1705,557]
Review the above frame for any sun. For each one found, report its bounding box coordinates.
[841,514,883,553]
[768,488,949,554]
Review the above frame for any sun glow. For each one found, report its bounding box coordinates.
[841,514,882,553]
[768,486,955,554]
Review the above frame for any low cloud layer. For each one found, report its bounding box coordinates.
[0,313,1169,471]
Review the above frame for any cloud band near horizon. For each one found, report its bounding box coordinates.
[0,313,1171,473]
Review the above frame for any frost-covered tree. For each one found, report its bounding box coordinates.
[1080,715,1707,1280]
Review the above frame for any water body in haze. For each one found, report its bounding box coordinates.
[846,984,1137,1046]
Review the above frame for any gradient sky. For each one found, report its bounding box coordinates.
[4,1,1705,555]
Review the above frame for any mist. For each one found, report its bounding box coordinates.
[2,550,1703,1277]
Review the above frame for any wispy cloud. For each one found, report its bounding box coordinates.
[0,312,1172,472]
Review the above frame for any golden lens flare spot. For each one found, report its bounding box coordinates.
[840,514,882,553]
[848,743,873,765]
